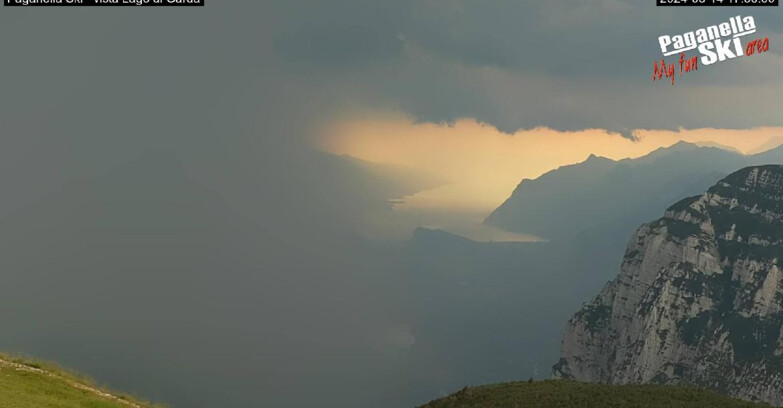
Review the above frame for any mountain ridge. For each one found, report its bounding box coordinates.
[485,142,783,242]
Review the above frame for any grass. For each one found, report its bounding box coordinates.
[418,380,774,408]
[0,354,162,408]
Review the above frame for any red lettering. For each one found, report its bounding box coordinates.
[745,37,771,57]
[679,53,685,76]
[653,60,665,82]
[685,56,698,72]
[746,40,757,56]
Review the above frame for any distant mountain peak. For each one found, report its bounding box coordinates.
[668,140,698,149]
[484,142,755,240]
[650,140,699,153]
[692,141,742,153]
[584,153,613,163]
[748,137,783,155]
[623,141,706,165]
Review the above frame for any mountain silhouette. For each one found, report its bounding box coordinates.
[486,142,783,242]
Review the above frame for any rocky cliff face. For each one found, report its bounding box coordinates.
[553,165,783,405]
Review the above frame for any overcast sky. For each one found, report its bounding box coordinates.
[2,1,782,173]
[9,1,779,214]
[268,0,783,138]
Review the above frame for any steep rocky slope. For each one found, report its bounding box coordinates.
[554,166,783,405]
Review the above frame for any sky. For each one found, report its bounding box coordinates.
[3,1,783,198]
[275,0,783,215]
[2,1,783,408]
[269,0,783,137]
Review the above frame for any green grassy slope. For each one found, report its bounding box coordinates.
[0,355,159,408]
[418,380,774,408]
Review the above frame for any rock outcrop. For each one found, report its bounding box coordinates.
[554,166,783,405]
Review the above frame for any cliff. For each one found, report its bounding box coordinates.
[554,166,783,405]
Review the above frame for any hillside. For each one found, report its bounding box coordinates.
[0,355,158,408]
[418,380,772,408]
[485,142,783,242]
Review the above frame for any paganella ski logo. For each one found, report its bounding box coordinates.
[653,15,769,85]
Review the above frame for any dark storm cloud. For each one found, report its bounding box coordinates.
[273,23,405,66]
[270,0,783,138]
[271,0,407,68]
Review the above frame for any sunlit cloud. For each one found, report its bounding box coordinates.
[318,112,783,212]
